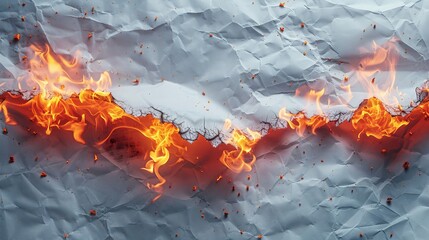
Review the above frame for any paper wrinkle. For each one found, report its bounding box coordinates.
[1,0,429,239]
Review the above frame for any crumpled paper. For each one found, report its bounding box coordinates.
[1,0,428,239]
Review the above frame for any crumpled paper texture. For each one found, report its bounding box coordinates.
[0,0,428,239]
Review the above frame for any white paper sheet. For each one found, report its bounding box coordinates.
[1,0,428,239]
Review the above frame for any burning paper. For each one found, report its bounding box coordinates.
[1,0,429,239]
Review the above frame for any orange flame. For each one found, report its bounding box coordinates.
[351,97,408,139]
[348,40,408,138]
[1,44,188,191]
[1,90,128,144]
[1,44,266,192]
[141,118,186,190]
[278,109,328,136]
[279,88,328,136]
[3,45,115,143]
[356,41,399,106]
[220,127,261,173]
[21,44,111,96]
[339,84,353,104]
[0,41,421,197]
[278,41,409,139]
[305,89,325,115]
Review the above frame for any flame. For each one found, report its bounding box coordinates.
[1,90,127,144]
[0,41,422,196]
[141,118,186,190]
[223,118,232,130]
[278,109,328,136]
[277,41,410,139]
[2,45,115,144]
[356,41,399,105]
[220,119,261,173]
[220,128,261,173]
[351,97,408,139]
[305,89,325,115]
[279,88,328,136]
[1,103,17,125]
[1,44,266,192]
[0,44,188,191]
[21,44,111,96]
[348,41,408,138]
[339,84,353,104]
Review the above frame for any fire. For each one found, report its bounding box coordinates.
[278,41,410,139]
[141,118,186,190]
[0,41,423,196]
[348,40,409,138]
[356,41,399,106]
[21,44,111,96]
[1,103,17,125]
[0,44,263,194]
[2,44,115,143]
[305,89,325,115]
[339,84,353,105]
[351,97,408,139]
[1,90,124,144]
[279,88,328,136]
[1,44,187,191]
[278,109,328,136]
[220,122,261,173]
